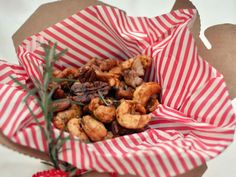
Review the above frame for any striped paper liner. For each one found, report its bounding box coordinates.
[0,5,236,177]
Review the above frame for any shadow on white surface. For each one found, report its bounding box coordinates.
[0,145,48,177]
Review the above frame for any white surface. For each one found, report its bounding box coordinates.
[0,0,235,177]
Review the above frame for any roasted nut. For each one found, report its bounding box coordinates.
[109,66,122,75]
[115,82,134,99]
[121,58,134,70]
[53,67,79,79]
[52,104,82,130]
[48,81,66,99]
[111,120,134,136]
[123,69,143,88]
[99,59,119,71]
[67,118,89,142]
[137,55,152,69]
[89,98,116,123]
[52,98,71,112]
[78,66,97,83]
[104,131,114,140]
[50,55,158,140]
[116,100,151,129]
[82,115,108,142]
[146,95,160,113]
[133,82,161,106]
[110,120,149,137]
[132,56,145,76]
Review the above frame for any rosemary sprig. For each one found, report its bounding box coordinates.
[11,42,79,176]
[98,90,111,106]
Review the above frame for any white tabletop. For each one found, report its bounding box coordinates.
[0,1,235,177]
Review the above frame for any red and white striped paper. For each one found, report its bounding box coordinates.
[0,5,236,177]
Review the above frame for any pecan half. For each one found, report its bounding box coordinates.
[78,66,97,83]
[71,81,110,103]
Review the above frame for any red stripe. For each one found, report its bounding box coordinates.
[7,104,28,137]
[92,7,137,56]
[192,80,224,120]
[172,141,197,167]
[175,42,196,108]
[171,11,188,21]
[83,144,92,170]
[162,27,186,105]
[165,143,189,172]
[162,14,177,26]
[52,25,108,58]
[171,32,193,108]
[107,7,142,49]
[102,6,140,55]
[0,89,26,130]
[187,78,219,117]
[93,143,117,172]
[190,131,232,143]
[34,48,79,69]
[69,15,125,55]
[61,22,122,58]
[41,130,47,152]
[159,26,184,87]
[22,129,30,147]
[228,115,236,127]
[129,16,139,31]
[28,54,43,83]
[184,59,207,115]
[70,139,76,166]
[121,137,153,177]
[201,87,228,123]
[151,123,235,135]
[178,48,199,111]
[78,9,131,56]
[154,16,169,32]
[111,139,140,175]
[43,29,91,60]
[103,141,129,174]
[0,70,14,82]
[117,9,147,49]
[143,17,157,42]
[188,53,206,92]
[165,27,189,106]
[61,137,68,162]
[90,148,109,172]
[148,18,163,37]
[20,52,41,84]
[133,154,151,177]
[183,140,207,163]
[109,7,142,54]
[77,143,85,169]
[158,145,180,175]
[144,151,161,176]
[17,98,43,129]
[31,126,40,150]
[218,105,236,126]
[138,17,150,43]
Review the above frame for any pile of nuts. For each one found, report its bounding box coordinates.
[51,55,161,142]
